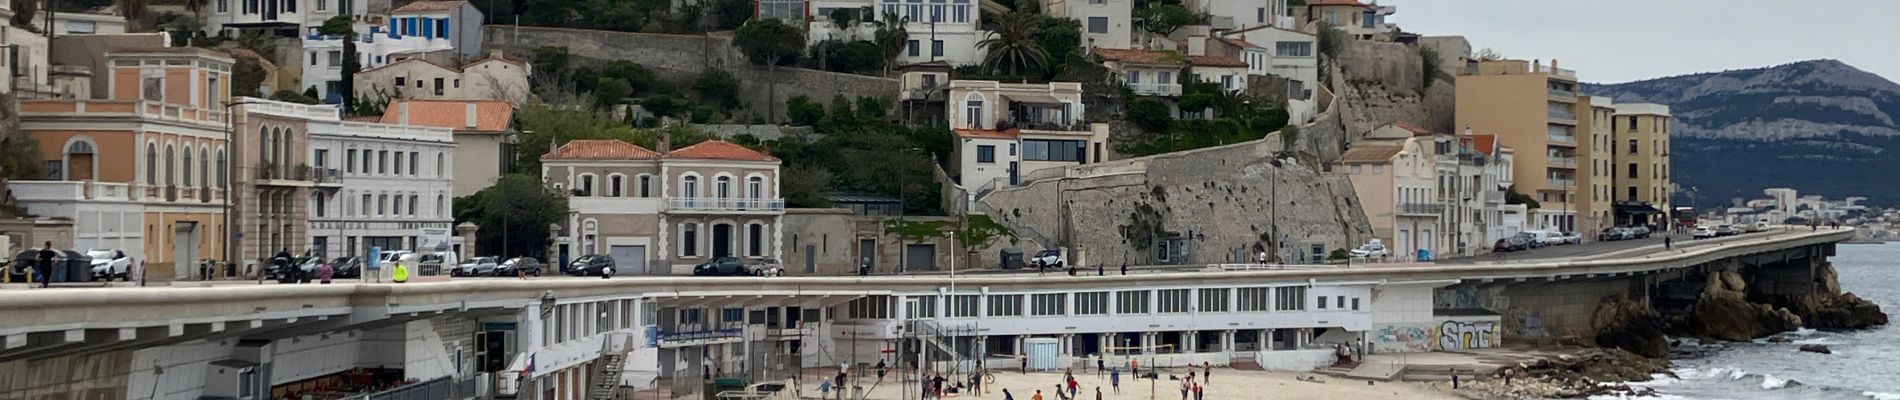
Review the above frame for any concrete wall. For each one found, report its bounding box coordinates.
[483,26,897,121]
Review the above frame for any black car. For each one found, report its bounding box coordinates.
[495,257,543,277]
[693,257,749,276]
[330,257,364,278]
[567,255,616,276]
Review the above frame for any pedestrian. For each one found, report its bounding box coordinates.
[1664,236,1673,250]
[317,260,334,284]
[1097,264,1104,276]
[1179,374,1191,400]
[970,371,982,396]
[1068,374,1078,398]
[1056,384,1068,400]
[1193,382,1203,400]
[1068,265,1077,276]
[601,264,614,279]
[837,371,849,393]
[1120,262,1127,275]
[876,359,888,382]
[1096,355,1105,375]
[1450,368,1460,389]
[392,261,409,283]
[819,377,833,399]
[35,241,56,288]
[1032,389,1044,400]
[935,374,948,399]
[1004,388,1015,400]
[1095,386,1103,400]
[1203,361,1211,383]
[1023,355,1029,374]
[1130,358,1139,377]
[1111,368,1121,393]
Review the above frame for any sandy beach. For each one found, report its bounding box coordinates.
[808,368,1460,400]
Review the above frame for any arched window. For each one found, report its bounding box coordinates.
[165,145,176,185]
[747,176,765,207]
[259,126,271,167]
[199,148,209,188]
[64,139,95,180]
[435,153,444,177]
[682,175,699,199]
[715,176,732,200]
[436,194,445,217]
[145,143,157,184]
[182,147,194,186]
[217,149,228,188]
[408,194,419,216]
[609,174,624,197]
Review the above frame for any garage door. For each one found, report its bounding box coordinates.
[610,245,647,275]
[905,244,936,271]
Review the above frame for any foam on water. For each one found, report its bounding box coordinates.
[1866,392,1900,400]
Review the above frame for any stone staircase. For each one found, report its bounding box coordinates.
[590,333,634,400]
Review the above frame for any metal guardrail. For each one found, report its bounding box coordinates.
[664,198,786,212]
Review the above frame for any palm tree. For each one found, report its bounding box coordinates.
[978,11,1046,77]
[232,30,277,60]
[118,0,150,32]
[873,11,909,77]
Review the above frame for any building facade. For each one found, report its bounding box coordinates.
[1338,124,1440,259]
[1218,26,1319,123]
[353,52,533,104]
[203,0,370,37]
[1579,96,1617,236]
[13,48,235,280]
[1304,0,1396,41]
[1053,0,1134,50]
[1611,103,1672,227]
[379,99,515,197]
[542,139,786,274]
[946,80,1110,193]
[1455,59,1585,233]
[1094,48,1185,97]
[301,0,485,102]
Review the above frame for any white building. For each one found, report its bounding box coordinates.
[880,0,986,66]
[1304,0,1397,41]
[353,52,534,104]
[947,80,1110,193]
[300,104,458,259]
[300,0,485,102]
[35,10,130,35]
[1190,0,1295,32]
[1047,0,1133,50]
[1220,25,1318,123]
[203,0,369,37]
[541,139,787,274]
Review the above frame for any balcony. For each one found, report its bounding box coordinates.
[655,328,743,348]
[255,164,317,187]
[1547,109,1577,123]
[1398,202,1445,216]
[1548,88,1578,100]
[9,181,134,202]
[1546,134,1577,146]
[310,167,343,187]
[1548,157,1577,168]
[1130,83,1182,96]
[665,197,786,213]
[997,118,1087,133]
[20,99,227,127]
[1536,64,1577,80]
[1483,191,1506,204]
[1547,178,1576,190]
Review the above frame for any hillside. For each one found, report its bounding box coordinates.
[1583,59,1900,206]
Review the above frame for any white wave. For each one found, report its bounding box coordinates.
[1729,368,1750,380]
[1866,392,1900,400]
[1760,374,1791,390]
[1588,394,1700,400]
[1791,327,1818,336]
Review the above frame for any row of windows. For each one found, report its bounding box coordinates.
[312,192,445,219]
[542,299,642,346]
[341,148,442,178]
[896,287,1353,318]
[673,222,769,258]
[138,142,227,188]
[572,173,772,199]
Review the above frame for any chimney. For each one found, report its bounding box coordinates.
[489,49,504,59]
[464,102,478,129]
[761,142,772,157]
[398,101,410,125]
[1463,126,1473,137]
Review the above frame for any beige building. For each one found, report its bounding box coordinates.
[380,99,516,197]
[1094,48,1185,97]
[1578,96,1617,235]
[354,51,533,104]
[1611,103,1673,227]
[947,79,1110,194]
[541,138,785,274]
[1338,124,1441,259]
[231,99,319,267]
[1455,59,1586,233]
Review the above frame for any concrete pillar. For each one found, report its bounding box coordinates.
[1222,330,1236,354]
[1258,329,1270,351]
[1184,331,1197,353]
[1061,334,1074,357]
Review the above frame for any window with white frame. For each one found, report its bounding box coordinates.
[638,175,653,197]
[610,175,624,197]
[910,295,938,318]
[1031,293,1066,316]
[1274,287,1307,311]
[1087,17,1107,34]
[1157,289,1189,313]
[578,174,596,196]
[681,223,699,257]
[1115,290,1150,314]
[1237,287,1271,311]
[1074,292,1109,315]
[987,294,1024,317]
[1198,288,1229,312]
[1276,41,1313,57]
[950,295,979,318]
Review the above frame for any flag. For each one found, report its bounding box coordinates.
[520,353,536,377]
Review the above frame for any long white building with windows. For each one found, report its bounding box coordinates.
[306,109,458,258]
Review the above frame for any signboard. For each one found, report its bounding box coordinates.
[419,227,453,252]
[368,246,382,271]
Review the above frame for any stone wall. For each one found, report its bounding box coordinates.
[781,209,1027,275]
[1330,39,1457,139]
[484,26,897,120]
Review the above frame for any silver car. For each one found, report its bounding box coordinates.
[455,257,501,276]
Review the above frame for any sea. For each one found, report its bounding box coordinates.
[1590,242,1900,400]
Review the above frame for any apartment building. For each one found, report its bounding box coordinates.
[1216,25,1318,123]
[1470,133,1518,250]
[1579,96,1617,235]
[1338,124,1440,259]
[1455,59,1586,232]
[230,98,317,267]
[12,48,236,280]
[541,139,786,274]
[1611,103,1673,228]
[302,0,485,101]
[946,80,1110,192]
[1190,0,1294,31]
[204,0,371,37]
[1046,0,1134,50]
[379,99,516,197]
[782,0,986,66]
[1303,0,1396,41]
[1094,48,1185,97]
[353,52,533,104]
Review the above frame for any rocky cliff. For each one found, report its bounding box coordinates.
[1667,270,1804,342]
[1583,59,1900,205]
[1764,261,1890,330]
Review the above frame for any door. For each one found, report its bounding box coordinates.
[711,224,732,258]
[803,245,816,273]
[1008,161,1020,185]
[858,239,876,273]
[69,153,94,180]
[610,245,646,275]
[905,244,936,271]
[174,222,198,279]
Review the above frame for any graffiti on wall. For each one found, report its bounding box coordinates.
[1437,321,1498,350]
[1506,307,1546,338]
[1372,325,1433,353]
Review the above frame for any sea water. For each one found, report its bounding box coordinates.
[1590,243,1900,400]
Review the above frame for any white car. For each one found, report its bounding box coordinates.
[87,249,131,281]
[1349,240,1389,258]
[747,258,785,277]
[1030,250,1064,269]
[1692,226,1717,239]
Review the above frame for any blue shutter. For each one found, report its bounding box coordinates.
[438,19,449,38]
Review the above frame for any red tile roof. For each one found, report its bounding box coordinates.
[1188,55,1248,68]
[543,139,660,161]
[665,140,777,162]
[1472,134,1498,156]
[379,99,514,132]
[1394,122,1433,136]
[1308,0,1372,7]
[954,129,1019,140]
[392,0,469,13]
[1093,48,1184,66]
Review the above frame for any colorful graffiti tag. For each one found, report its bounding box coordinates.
[1372,325,1433,353]
[1437,321,1498,350]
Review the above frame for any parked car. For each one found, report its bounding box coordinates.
[1524,231,1563,247]
[1349,239,1389,258]
[495,257,543,277]
[567,255,616,276]
[330,256,364,278]
[453,257,501,277]
[692,256,750,276]
[269,256,321,283]
[1029,249,1064,269]
[747,258,785,277]
[1493,236,1529,252]
[1557,232,1583,245]
[1743,221,1769,233]
[1692,226,1717,239]
[1717,225,1742,237]
[1628,226,1652,239]
[86,249,132,281]
[1514,232,1544,248]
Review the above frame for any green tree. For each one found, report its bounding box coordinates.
[829,7,858,33]
[594,77,633,107]
[780,164,833,208]
[873,11,909,77]
[692,69,741,110]
[1134,3,1195,38]
[640,95,685,119]
[979,11,1047,77]
[318,15,352,35]
[469,174,571,259]
[1125,97,1173,132]
[1506,185,1541,209]
[1417,45,1440,90]
[1036,16,1081,78]
[231,57,267,98]
[786,96,826,126]
[601,60,657,95]
[1474,47,1504,61]
[10,0,38,30]
[733,19,806,123]
[231,30,277,60]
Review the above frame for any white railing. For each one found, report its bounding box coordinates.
[240,97,343,121]
[338,121,456,142]
[1130,83,1182,96]
[665,197,786,212]
[8,181,139,202]
[1546,134,1576,146]
[1547,178,1576,189]
[1548,157,1576,168]
[1483,191,1506,204]
[1536,64,1577,80]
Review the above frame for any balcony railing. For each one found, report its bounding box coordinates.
[311,166,342,185]
[1548,157,1577,168]
[665,197,786,212]
[1548,88,1577,99]
[1536,64,1577,80]
[1483,191,1506,204]
[1398,203,1445,216]
[1130,83,1182,96]
[1548,109,1577,122]
[1547,178,1576,189]
[997,118,1086,133]
[1546,134,1577,146]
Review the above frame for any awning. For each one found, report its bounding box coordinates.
[1614,202,1663,214]
[1003,93,1065,105]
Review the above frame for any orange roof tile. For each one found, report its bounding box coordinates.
[665,140,777,162]
[1394,122,1433,136]
[1188,55,1248,68]
[392,0,469,13]
[1093,48,1184,66]
[1472,135,1498,156]
[378,99,514,132]
[543,139,660,161]
[954,129,1019,140]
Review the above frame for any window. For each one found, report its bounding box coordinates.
[1316,295,1326,309]
[1627,163,1638,179]
[579,174,595,196]
[1627,186,1638,201]
[714,176,732,200]
[1352,298,1361,310]
[910,296,939,319]
[1127,71,1140,85]
[681,223,699,257]
[327,50,343,67]
[200,149,209,188]
[315,194,327,217]
[164,145,176,185]
[907,40,920,57]
[951,295,979,318]
[409,152,418,175]
[1257,7,1266,23]
[1157,71,1173,86]
[435,153,444,177]
[1627,116,1638,131]
[409,194,419,216]
[182,149,193,186]
[963,98,984,127]
[610,175,624,197]
[377,194,388,215]
[433,78,445,96]
[1031,293,1066,316]
[1337,295,1346,309]
[1276,41,1313,57]
[1075,292,1109,315]
[1021,139,1084,162]
[1627,139,1638,155]
[931,40,943,57]
[378,151,388,174]
[361,194,370,217]
[145,144,157,184]
[142,76,163,101]
[217,150,227,188]
[1198,288,1229,312]
[1115,290,1150,314]
[393,152,404,176]
[395,77,406,87]
[218,0,228,13]
[638,175,653,197]
[747,176,764,203]
[747,224,763,256]
[1274,286,1306,311]
[1157,289,1189,313]
[976,145,996,163]
[1087,17,1108,34]
[987,294,1023,317]
[316,0,325,11]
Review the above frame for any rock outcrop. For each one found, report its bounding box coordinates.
[1669,271,1803,342]
[1770,262,1889,330]
[1590,294,1670,358]
[1470,348,1668,399]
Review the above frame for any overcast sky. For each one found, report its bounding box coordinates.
[1381,0,1900,84]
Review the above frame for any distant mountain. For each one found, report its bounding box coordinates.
[1583,59,1900,207]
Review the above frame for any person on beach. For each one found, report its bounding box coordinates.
[1111,368,1121,393]
[1068,375,1079,398]
[1131,359,1140,377]
[1202,362,1211,383]
[819,377,833,399]
[1192,382,1203,400]
[1665,235,1673,250]
[1095,386,1103,400]
[1178,375,1190,400]
[1450,368,1460,389]
[1097,355,1105,375]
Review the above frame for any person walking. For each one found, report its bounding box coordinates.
[1032,389,1044,400]
[1664,235,1673,250]
[1202,362,1211,383]
[819,377,833,399]
[1110,368,1121,394]
[35,241,57,288]
[1120,262,1127,275]
[1179,374,1191,400]
[1192,382,1203,400]
[1096,355,1105,376]
[1130,358,1139,377]
[1067,374,1078,398]
[1450,368,1460,389]
[876,359,888,382]
[1095,386,1103,400]
[1004,388,1015,400]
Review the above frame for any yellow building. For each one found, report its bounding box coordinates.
[1454,59,1587,232]
[1577,96,1617,235]
[1611,103,1673,227]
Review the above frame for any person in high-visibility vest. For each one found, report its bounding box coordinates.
[392,262,409,283]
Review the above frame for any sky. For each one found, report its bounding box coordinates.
[1381,0,1900,84]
